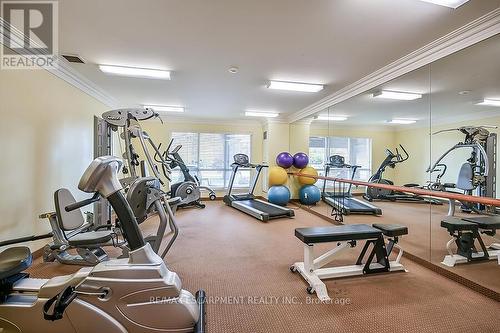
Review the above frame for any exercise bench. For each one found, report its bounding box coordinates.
[441,216,500,267]
[290,223,408,301]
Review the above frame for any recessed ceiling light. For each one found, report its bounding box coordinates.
[373,90,422,101]
[267,80,324,93]
[144,105,184,112]
[458,90,471,95]
[416,0,470,8]
[245,111,279,118]
[387,119,417,125]
[476,99,500,107]
[316,115,348,121]
[99,65,171,80]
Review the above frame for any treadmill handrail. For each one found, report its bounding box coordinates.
[226,158,267,197]
[323,159,358,196]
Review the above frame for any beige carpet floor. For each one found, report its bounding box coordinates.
[29,202,500,333]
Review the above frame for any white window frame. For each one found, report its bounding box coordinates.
[309,136,372,184]
[171,132,252,190]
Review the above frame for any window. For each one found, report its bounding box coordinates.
[170,132,252,189]
[309,136,372,189]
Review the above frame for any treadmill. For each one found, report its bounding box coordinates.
[223,154,295,222]
[322,155,382,216]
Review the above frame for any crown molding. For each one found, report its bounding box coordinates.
[0,17,119,108]
[288,8,500,123]
[47,58,119,108]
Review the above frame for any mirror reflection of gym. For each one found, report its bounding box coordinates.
[429,33,500,294]
[306,66,433,260]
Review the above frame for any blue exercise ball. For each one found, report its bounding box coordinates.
[268,185,291,206]
[299,185,321,205]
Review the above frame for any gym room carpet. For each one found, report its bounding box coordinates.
[28,202,500,333]
[308,199,500,295]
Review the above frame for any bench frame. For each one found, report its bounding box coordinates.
[291,233,406,301]
[442,226,500,267]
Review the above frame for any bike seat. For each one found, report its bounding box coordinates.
[0,247,32,279]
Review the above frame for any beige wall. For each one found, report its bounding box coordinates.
[0,68,108,251]
[393,126,432,186]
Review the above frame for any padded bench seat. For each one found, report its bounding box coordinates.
[295,224,381,244]
[295,224,408,244]
[462,216,500,230]
[441,217,478,232]
[291,223,407,301]
[440,217,500,267]
[372,224,408,237]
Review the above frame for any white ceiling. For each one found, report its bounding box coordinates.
[311,32,500,128]
[59,0,500,120]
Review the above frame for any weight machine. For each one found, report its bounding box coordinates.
[427,126,497,215]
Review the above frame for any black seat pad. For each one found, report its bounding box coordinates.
[0,247,32,280]
[67,231,113,246]
[441,217,478,231]
[372,224,408,237]
[295,224,381,244]
[461,216,500,230]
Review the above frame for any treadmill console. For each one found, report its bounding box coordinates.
[329,155,345,168]
[233,154,249,166]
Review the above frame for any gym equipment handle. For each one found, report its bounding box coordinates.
[43,286,77,321]
[65,192,100,212]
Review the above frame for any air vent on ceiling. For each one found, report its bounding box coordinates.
[62,55,85,64]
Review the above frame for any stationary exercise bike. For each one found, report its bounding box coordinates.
[158,139,216,209]
[0,156,206,332]
[364,145,441,204]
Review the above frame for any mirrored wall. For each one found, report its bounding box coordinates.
[291,32,500,294]
[429,33,500,294]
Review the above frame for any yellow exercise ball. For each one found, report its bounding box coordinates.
[269,166,288,186]
[298,166,318,185]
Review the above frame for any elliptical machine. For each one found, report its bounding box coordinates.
[364,145,441,204]
[0,156,206,333]
[158,139,216,209]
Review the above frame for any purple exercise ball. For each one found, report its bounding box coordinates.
[293,152,309,169]
[276,152,294,168]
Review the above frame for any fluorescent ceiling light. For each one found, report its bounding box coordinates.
[476,99,500,107]
[416,0,470,9]
[99,65,171,80]
[245,111,279,118]
[316,115,348,121]
[387,119,417,125]
[144,105,184,112]
[267,80,324,93]
[373,90,422,101]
